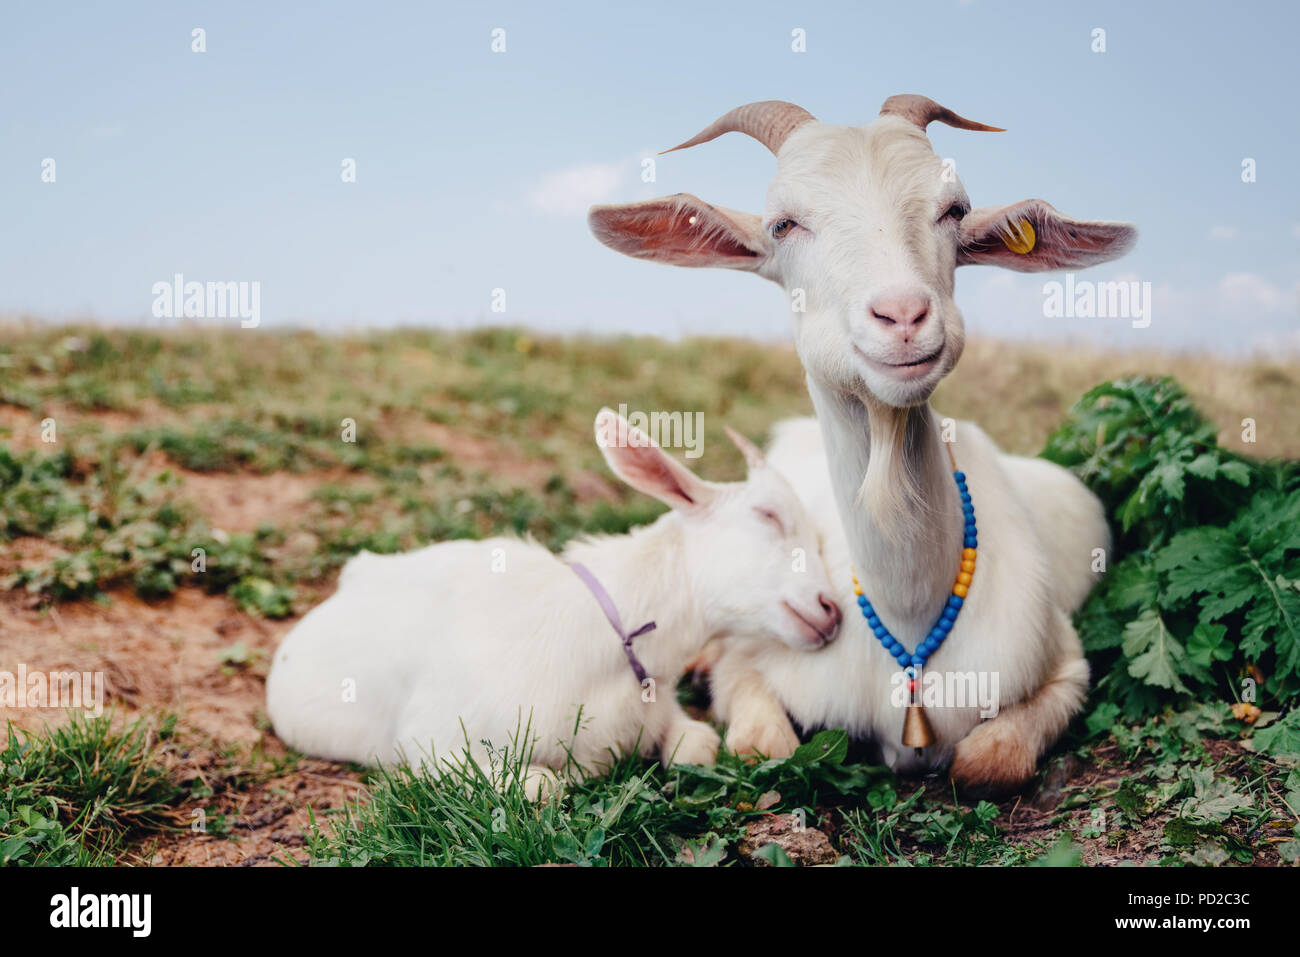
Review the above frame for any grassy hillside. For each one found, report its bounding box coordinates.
[0,322,1297,867]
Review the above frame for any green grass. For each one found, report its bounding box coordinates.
[307,728,899,867]
[302,709,1299,866]
[0,714,182,866]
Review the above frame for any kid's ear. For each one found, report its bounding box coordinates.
[723,425,766,470]
[588,193,775,277]
[594,407,715,511]
[958,199,1137,272]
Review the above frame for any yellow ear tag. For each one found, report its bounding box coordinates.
[1001,218,1036,254]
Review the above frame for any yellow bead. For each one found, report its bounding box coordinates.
[854,585,863,596]
[962,548,977,560]
[953,583,969,598]
[960,559,975,573]
[957,571,972,586]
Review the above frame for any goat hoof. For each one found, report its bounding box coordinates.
[949,722,1037,797]
[666,722,723,766]
[523,766,564,803]
[725,721,800,762]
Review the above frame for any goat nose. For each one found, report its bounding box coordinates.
[869,291,930,334]
[818,592,842,629]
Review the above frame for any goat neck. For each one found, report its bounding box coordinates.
[807,376,962,642]
[561,515,707,679]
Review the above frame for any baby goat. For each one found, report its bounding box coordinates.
[265,408,839,794]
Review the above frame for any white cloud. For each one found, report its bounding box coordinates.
[1208,225,1237,240]
[528,159,632,216]
[1216,271,1286,311]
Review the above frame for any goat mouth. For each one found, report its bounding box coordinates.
[782,601,831,646]
[892,349,943,368]
[855,344,944,379]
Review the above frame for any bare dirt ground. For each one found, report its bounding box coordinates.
[396,415,617,503]
[0,463,367,866]
[165,467,342,536]
[0,581,362,865]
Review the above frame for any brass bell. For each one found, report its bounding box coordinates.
[902,704,936,756]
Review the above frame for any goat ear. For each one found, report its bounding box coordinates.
[594,408,714,511]
[957,199,1136,272]
[723,425,766,470]
[588,193,774,275]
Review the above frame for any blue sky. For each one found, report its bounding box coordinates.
[2,0,1297,352]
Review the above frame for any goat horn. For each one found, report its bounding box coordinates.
[661,100,816,156]
[879,94,1005,133]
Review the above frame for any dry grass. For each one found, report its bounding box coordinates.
[936,338,1300,458]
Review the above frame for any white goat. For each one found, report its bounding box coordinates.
[265,408,840,794]
[588,96,1136,793]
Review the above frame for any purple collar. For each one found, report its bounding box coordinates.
[568,561,656,684]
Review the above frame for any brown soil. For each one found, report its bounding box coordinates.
[0,450,370,866]
[739,814,839,865]
[0,586,287,744]
[0,578,367,866]
[0,399,172,451]
[398,416,617,503]
[148,751,363,867]
[168,463,348,535]
[0,405,53,451]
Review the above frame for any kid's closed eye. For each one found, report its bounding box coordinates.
[755,507,785,533]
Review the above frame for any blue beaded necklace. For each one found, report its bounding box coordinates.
[852,451,977,754]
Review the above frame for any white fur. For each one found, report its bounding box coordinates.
[265,410,839,790]
[708,414,1108,774]
[587,98,1135,788]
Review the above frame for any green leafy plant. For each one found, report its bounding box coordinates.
[0,443,298,616]
[1043,377,1300,716]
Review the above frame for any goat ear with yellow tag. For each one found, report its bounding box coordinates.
[957,199,1135,272]
[1000,219,1036,255]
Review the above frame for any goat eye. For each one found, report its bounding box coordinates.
[755,507,785,533]
[770,219,797,239]
[940,203,968,224]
